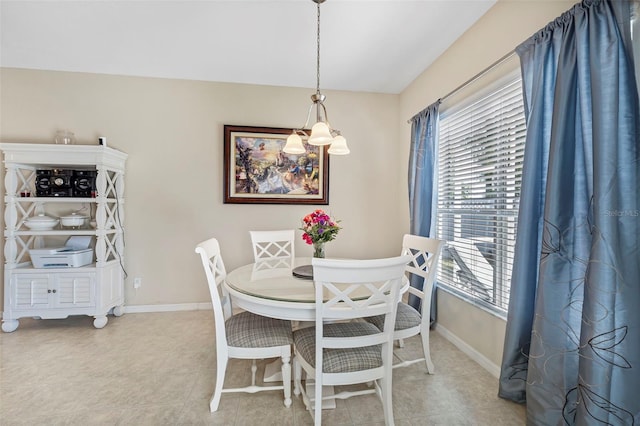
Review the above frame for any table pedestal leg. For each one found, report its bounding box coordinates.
[263,360,336,409]
[306,381,337,409]
[264,359,284,382]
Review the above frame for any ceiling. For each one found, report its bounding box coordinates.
[0,0,496,94]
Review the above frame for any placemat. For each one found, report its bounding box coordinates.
[292,265,313,280]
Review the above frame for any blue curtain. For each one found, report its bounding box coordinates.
[499,1,640,424]
[408,101,440,318]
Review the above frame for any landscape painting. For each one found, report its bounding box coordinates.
[223,125,329,204]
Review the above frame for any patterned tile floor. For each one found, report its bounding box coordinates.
[0,310,525,425]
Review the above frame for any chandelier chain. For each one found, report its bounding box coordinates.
[316,0,321,95]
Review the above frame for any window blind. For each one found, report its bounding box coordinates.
[436,77,526,316]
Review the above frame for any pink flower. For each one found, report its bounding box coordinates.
[299,209,341,245]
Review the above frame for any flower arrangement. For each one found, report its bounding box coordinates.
[300,209,341,258]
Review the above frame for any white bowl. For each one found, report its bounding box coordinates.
[60,213,88,227]
[24,214,59,231]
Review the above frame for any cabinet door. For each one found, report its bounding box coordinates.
[12,275,51,309]
[55,275,95,308]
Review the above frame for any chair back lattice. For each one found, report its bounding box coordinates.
[195,238,232,344]
[250,230,295,262]
[401,234,444,315]
[312,255,412,356]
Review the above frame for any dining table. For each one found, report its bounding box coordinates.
[225,256,409,320]
[225,257,321,322]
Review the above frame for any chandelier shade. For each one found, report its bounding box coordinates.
[308,122,333,146]
[327,134,350,155]
[284,133,306,154]
[282,0,349,156]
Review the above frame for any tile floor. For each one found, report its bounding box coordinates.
[0,310,525,425]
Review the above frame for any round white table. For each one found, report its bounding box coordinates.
[225,257,410,321]
[224,257,318,322]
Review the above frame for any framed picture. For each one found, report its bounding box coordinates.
[223,125,329,204]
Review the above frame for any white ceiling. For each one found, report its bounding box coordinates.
[0,0,496,94]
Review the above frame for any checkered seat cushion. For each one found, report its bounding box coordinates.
[365,302,421,331]
[293,322,383,373]
[226,311,293,348]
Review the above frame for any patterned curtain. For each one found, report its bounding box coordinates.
[499,1,640,424]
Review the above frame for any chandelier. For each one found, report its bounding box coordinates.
[283,0,350,156]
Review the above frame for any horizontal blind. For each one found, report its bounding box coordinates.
[436,78,525,316]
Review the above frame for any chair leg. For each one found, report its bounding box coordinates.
[380,376,394,426]
[251,359,257,386]
[210,356,228,412]
[281,353,292,407]
[314,378,322,426]
[293,356,302,396]
[421,330,435,374]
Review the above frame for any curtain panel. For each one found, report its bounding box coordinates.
[499,0,640,424]
[408,101,440,315]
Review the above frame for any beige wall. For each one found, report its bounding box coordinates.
[0,69,403,306]
[398,0,575,369]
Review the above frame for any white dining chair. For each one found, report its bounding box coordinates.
[195,237,293,412]
[293,255,411,426]
[250,229,295,263]
[366,234,444,374]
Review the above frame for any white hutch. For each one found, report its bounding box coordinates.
[1,143,127,332]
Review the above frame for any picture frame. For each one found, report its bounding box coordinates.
[223,125,329,204]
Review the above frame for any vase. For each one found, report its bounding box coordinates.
[312,242,325,258]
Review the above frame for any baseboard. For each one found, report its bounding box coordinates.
[1,304,211,324]
[123,302,211,313]
[434,323,501,379]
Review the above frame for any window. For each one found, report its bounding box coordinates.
[435,76,526,316]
